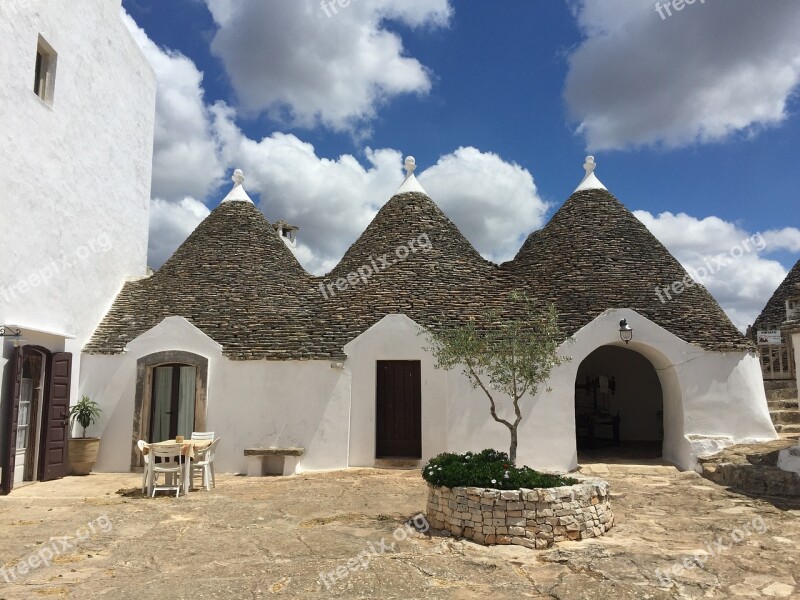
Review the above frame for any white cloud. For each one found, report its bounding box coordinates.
[204,0,451,133]
[122,11,224,201]
[634,210,799,330]
[211,105,546,273]
[565,0,800,150]
[419,148,548,262]
[147,197,211,268]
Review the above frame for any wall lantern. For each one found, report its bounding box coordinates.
[0,326,22,337]
[619,319,633,344]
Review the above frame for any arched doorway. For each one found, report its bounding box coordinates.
[574,345,664,460]
[130,351,208,469]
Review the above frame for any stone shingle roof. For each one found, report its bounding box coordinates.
[752,258,800,336]
[504,188,750,351]
[85,186,752,359]
[84,201,323,359]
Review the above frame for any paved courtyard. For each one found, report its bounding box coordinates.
[0,465,798,599]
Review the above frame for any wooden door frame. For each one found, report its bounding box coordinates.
[1,345,61,494]
[131,351,208,470]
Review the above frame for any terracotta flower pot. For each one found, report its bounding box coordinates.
[68,438,101,476]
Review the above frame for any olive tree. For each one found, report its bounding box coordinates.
[423,294,570,465]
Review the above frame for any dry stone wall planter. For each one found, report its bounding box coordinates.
[426,478,613,549]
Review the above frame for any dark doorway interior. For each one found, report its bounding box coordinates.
[575,346,664,460]
[376,360,422,459]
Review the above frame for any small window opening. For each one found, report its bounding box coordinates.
[33,36,57,104]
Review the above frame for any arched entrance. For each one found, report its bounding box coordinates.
[575,345,664,460]
[130,351,209,469]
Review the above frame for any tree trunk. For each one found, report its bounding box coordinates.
[509,426,518,465]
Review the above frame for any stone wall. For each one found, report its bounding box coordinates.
[426,479,613,549]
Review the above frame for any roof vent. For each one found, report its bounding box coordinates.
[574,155,608,193]
[396,156,428,195]
[222,168,254,204]
[273,220,299,249]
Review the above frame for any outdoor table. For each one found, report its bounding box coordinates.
[143,439,213,495]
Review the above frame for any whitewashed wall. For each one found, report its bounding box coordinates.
[83,310,776,476]
[0,0,155,404]
[81,318,350,474]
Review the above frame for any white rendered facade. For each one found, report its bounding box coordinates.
[0,0,156,488]
[81,310,777,475]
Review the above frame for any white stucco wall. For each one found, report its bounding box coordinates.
[82,311,776,476]
[0,0,155,386]
[81,318,350,474]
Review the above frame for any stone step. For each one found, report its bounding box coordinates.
[697,439,800,496]
[766,387,799,401]
[776,424,800,434]
[768,399,799,410]
[700,463,800,496]
[770,410,800,425]
[764,379,798,391]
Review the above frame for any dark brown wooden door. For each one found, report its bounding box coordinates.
[1,347,24,495]
[376,360,421,459]
[39,353,72,482]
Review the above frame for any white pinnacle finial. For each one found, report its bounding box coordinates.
[574,155,607,193]
[396,155,427,195]
[222,168,254,203]
[583,156,596,176]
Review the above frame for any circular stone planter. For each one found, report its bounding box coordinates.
[426,477,613,549]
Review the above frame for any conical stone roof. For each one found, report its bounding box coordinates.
[317,191,504,351]
[505,187,750,351]
[84,200,320,359]
[752,258,800,334]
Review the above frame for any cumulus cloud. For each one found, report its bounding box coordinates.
[419,148,548,262]
[212,105,546,272]
[204,0,451,133]
[634,210,799,330]
[565,0,800,150]
[147,197,211,268]
[122,11,224,201]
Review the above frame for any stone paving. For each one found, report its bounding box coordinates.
[0,465,798,599]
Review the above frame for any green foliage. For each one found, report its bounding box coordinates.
[68,395,102,438]
[422,449,576,490]
[422,293,571,464]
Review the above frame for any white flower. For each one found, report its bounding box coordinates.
[491,479,497,485]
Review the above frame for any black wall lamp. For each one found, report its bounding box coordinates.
[619,319,633,344]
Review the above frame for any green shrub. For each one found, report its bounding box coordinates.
[422,449,577,490]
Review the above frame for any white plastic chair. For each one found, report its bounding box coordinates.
[137,440,151,494]
[149,444,186,498]
[190,431,215,441]
[190,437,220,491]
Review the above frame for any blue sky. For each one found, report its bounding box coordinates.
[122,0,800,330]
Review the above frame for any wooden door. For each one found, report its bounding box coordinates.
[39,353,71,481]
[1,347,24,495]
[376,361,421,459]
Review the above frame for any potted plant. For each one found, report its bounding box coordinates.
[67,396,102,475]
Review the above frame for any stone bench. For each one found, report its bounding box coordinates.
[244,447,304,476]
